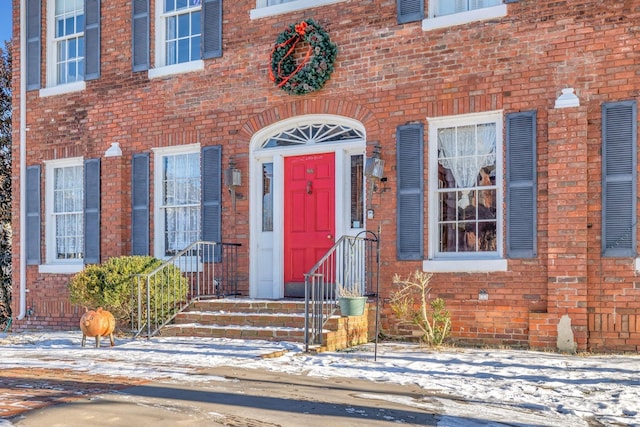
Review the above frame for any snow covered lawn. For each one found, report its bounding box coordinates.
[0,332,638,426]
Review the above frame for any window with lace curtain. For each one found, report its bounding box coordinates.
[428,111,503,258]
[45,158,84,263]
[156,148,201,256]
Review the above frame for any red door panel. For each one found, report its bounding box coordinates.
[284,153,335,284]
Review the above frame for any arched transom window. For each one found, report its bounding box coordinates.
[262,123,364,148]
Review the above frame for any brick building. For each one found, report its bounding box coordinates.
[10,0,640,352]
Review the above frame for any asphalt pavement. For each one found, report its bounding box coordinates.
[6,367,439,426]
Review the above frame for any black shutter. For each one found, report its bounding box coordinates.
[84,0,100,80]
[131,153,150,255]
[602,101,637,257]
[396,124,424,260]
[26,0,41,90]
[202,0,222,59]
[397,0,424,24]
[26,166,41,265]
[84,158,100,264]
[201,146,221,262]
[506,111,537,258]
[132,0,149,71]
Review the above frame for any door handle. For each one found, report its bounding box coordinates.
[306,180,313,194]
[327,234,333,240]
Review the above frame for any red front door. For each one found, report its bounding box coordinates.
[284,153,335,288]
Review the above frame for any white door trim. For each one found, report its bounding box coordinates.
[249,115,366,299]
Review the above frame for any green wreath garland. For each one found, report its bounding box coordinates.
[269,19,338,95]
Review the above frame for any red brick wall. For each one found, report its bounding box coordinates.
[10,0,640,351]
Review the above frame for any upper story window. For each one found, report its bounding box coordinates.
[41,0,102,96]
[266,0,296,5]
[397,0,509,30]
[424,0,507,30]
[434,0,502,16]
[250,0,347,19]
[149,0,222,78]
[427,111,503,264]
[54,0,84,85]
[162,0,202,66]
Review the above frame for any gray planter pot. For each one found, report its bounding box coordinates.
[338,296,367,316]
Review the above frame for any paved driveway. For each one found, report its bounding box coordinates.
[4,367,438,426]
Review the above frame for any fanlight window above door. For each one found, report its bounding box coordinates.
[262,123,364,148]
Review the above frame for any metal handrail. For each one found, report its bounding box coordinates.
[132,240,241,338]
[304,234,379,350]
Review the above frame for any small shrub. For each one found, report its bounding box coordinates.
[68,256,187,325]
[390,270,451,347]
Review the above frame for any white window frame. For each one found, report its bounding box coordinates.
[153,144,201,260]
[424,111,507,273]
[41,0,87,97]
[250,0,347,20]
[151,0,204,79]
[422,2,507,32]
[40,157,84,274]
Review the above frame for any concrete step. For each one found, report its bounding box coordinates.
[160,298,373,351]
[160,323,310,342]
[173,311,307,328]
[188,299,310,314]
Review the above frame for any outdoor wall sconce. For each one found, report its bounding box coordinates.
[554,87,580,109]
[224,157,242,211]
[365,145,386,201]
[365,145,385,180]
[104,142,122,157]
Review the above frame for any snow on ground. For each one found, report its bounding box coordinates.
[0,331,639,427]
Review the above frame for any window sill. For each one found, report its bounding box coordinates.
[38,263,84,274]
[422,4,507,32]
[250,0,347,19]
[148,60,204,79]
[39,81,86,98]
[423,258,507,273]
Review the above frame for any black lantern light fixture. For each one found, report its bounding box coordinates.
[365,145,385,180]
[224,157,242,211]
[365,145,386,213]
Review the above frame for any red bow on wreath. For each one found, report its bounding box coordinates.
[269,21,314,88]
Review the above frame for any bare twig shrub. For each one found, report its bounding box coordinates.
[336,282,363,298]
[390,270,451,346]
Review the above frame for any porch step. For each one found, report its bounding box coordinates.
[174,311,307,328]
[188,299,310,314]
[159,298,373,351]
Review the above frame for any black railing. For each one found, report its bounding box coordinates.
[132,241,241,338]
[304,233,379,350]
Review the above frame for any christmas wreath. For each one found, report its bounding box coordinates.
[269,19,338,95]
